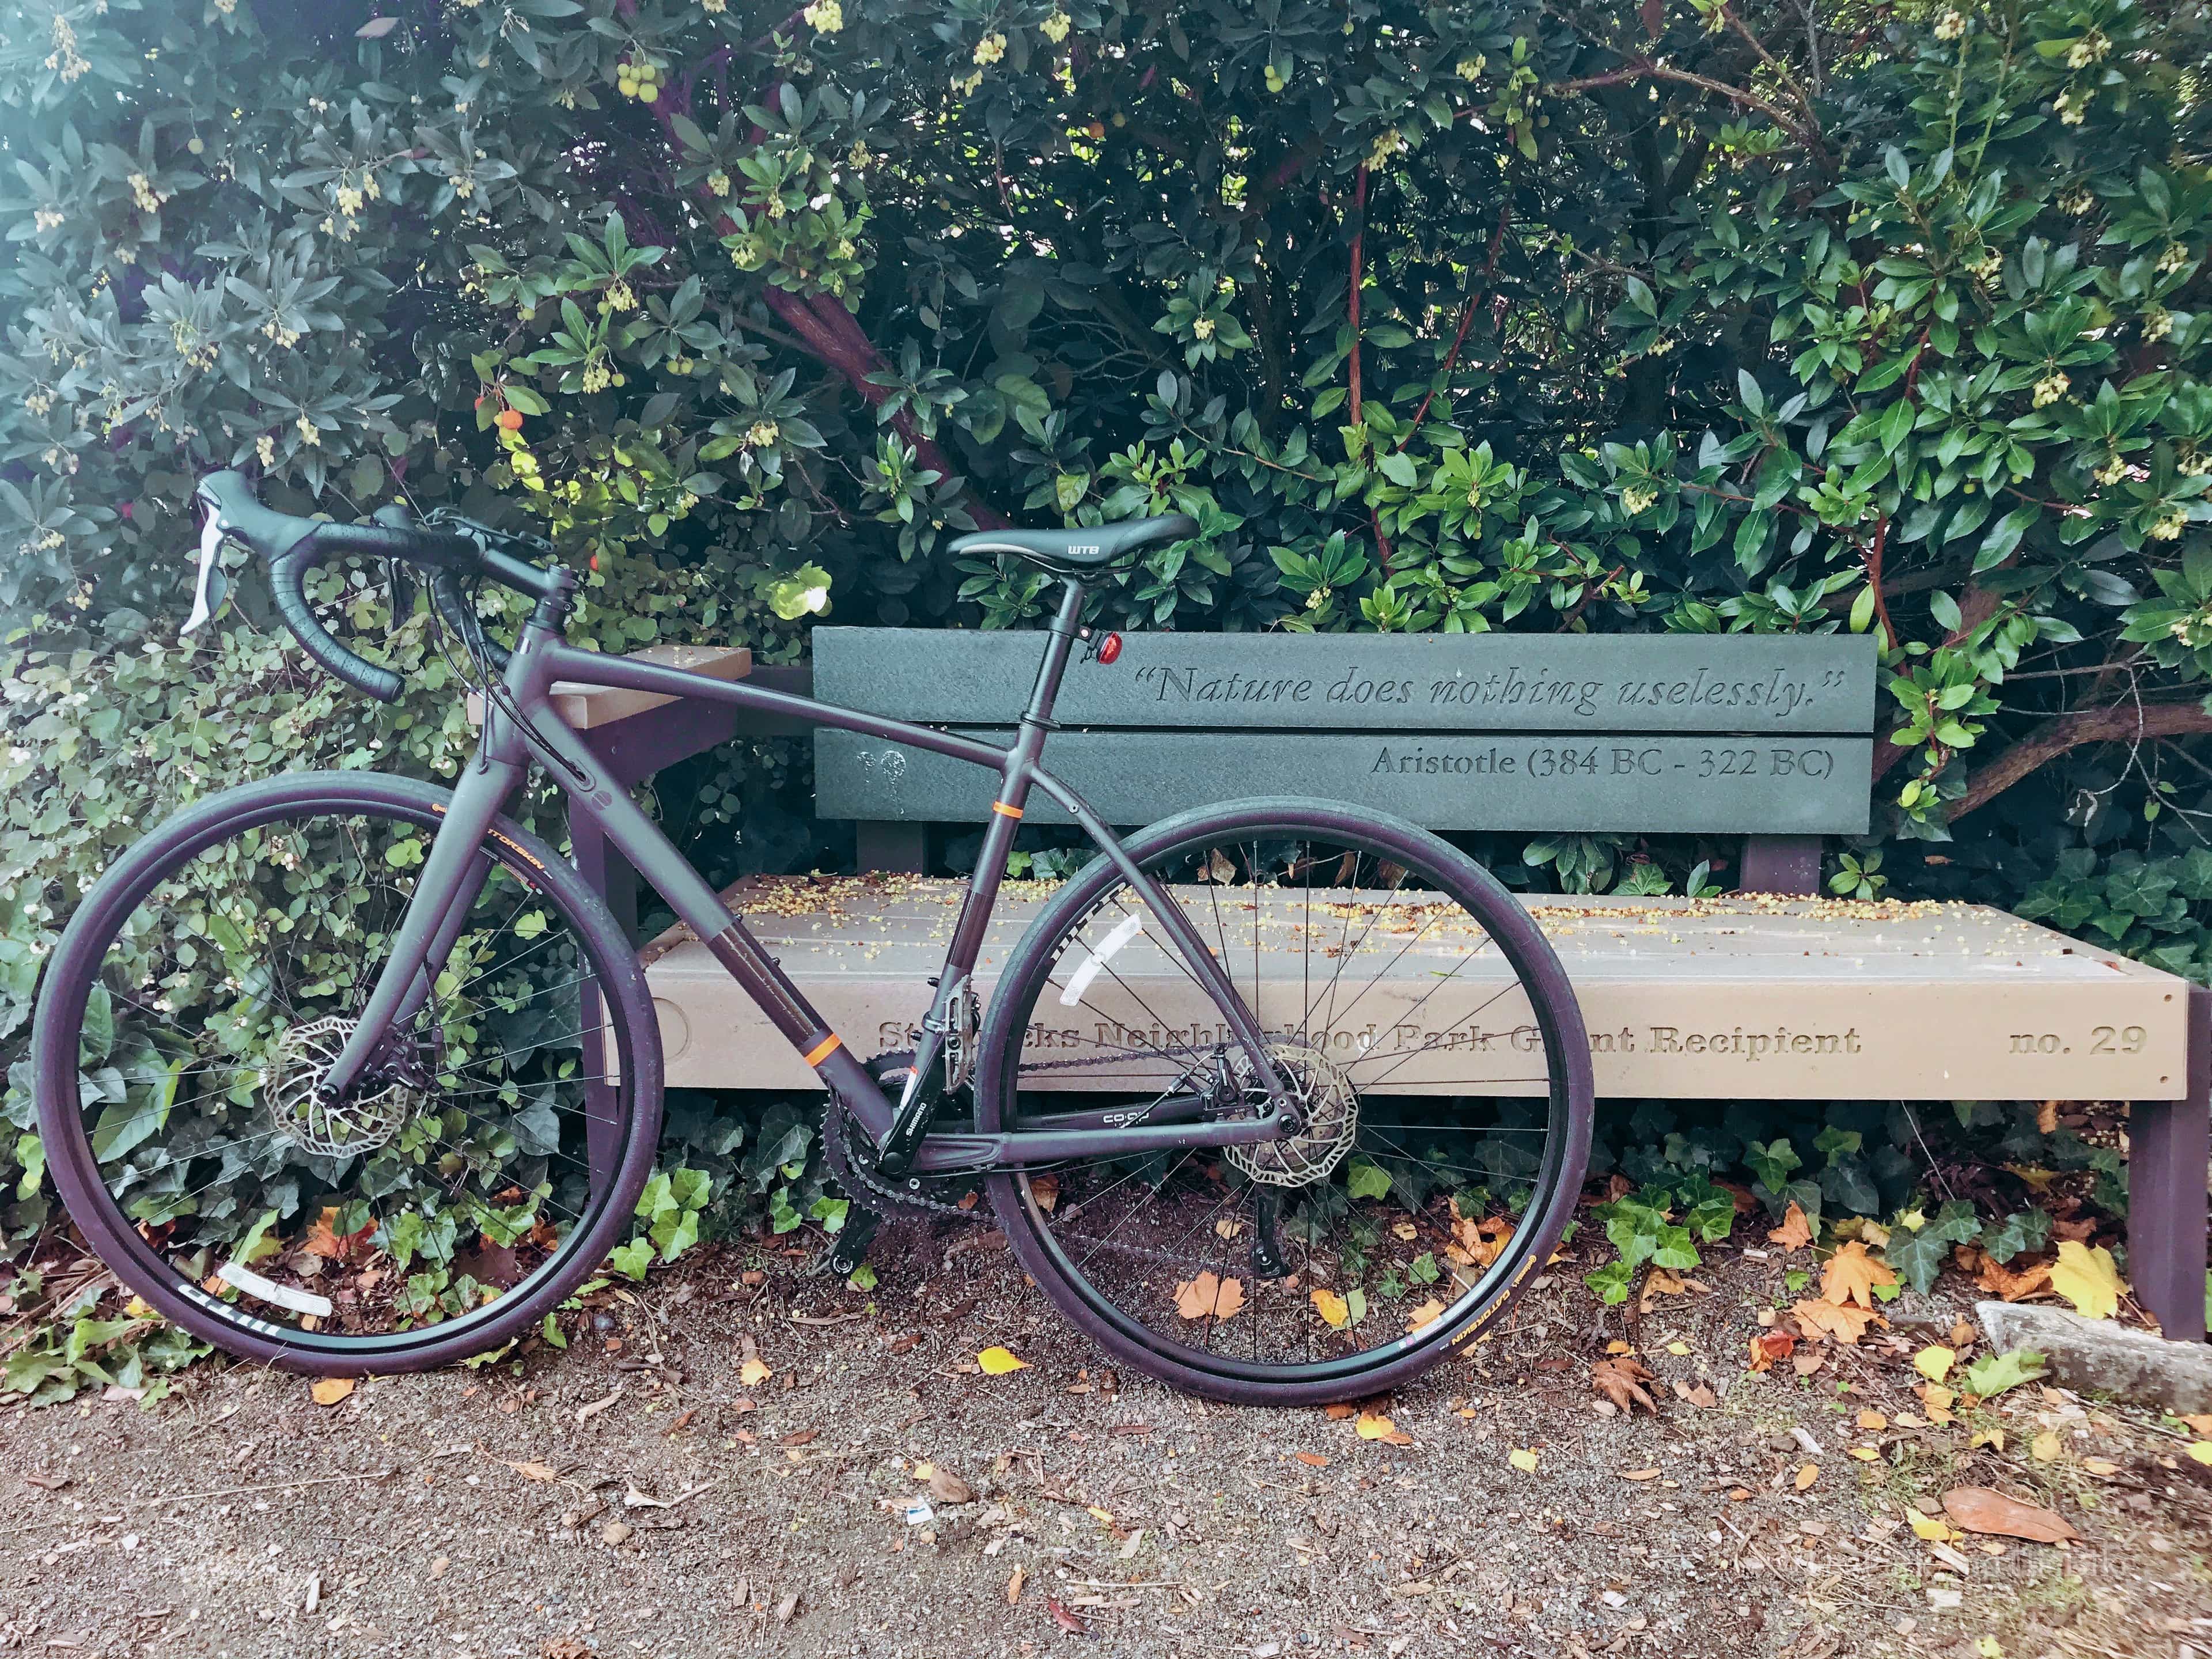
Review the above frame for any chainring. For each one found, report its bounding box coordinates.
[821,1051,984,1222]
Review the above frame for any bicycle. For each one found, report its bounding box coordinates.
[32,471,1592,1404]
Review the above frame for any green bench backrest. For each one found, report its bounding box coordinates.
[811,630,1877,835]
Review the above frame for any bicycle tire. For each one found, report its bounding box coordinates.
[32,771,663,1373]
[974,798,1592,1406]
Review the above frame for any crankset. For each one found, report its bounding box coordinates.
[818,1050,986,1249]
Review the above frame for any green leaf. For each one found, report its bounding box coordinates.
[1346,1157,1392,1202]
[1961,1347,2047,1398]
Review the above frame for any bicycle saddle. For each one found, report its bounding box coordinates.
[948,513,1198,575]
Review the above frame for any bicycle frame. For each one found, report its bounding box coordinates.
[321,573,1291,1175]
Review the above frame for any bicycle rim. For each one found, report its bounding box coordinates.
[977,800,1591,1402]
[32,773,660,1369]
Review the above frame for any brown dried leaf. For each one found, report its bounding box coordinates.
[1766,1202,1813,1252]
[1006,1566,1025,1605]
[1976,1255,2054,1302]
[1748,1331,1797,1372]
[1791,1296,1880,1344]
[1046,1597,1090,1634]
[1941,1486,2081,1544]
[1592,1355,1658,1414]
[1172,1271,1245,1322]
[926,1467,975,1505]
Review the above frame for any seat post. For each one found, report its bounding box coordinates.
[1024,577,1087,725]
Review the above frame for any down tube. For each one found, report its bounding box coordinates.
[544,719,889,1126]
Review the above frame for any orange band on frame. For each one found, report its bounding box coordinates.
[991,801,1024,819]
[802,1033,843,1067]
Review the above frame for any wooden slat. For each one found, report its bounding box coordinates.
[641,881,2191,1101]
[814,729,1872,834]
[813,628,1875,734]
[465,642,752,730]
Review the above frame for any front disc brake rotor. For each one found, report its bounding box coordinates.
[263,1014,423,1158]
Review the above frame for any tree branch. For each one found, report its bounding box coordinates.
[1952,702,2212,820]
[1547,60,1821,153]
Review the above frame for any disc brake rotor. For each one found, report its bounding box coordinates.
[1222,1040,1359,1188]
[263,1014,423,1158]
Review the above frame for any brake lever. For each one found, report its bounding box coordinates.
[183,513,226,637]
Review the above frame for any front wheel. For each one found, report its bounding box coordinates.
[976,799,1592,1405]
[32,772,662,1373]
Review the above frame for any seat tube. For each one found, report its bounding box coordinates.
[944,579,1085,969]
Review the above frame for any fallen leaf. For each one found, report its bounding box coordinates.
[1976,1256,2052,1302]
[1322,1402,1357,1420]
[1665,1339,1691,1356]
[2029,1431,2061,1463]
[2187,1441,2212,1467]
[1792,1297,1879,1344]
[1643,1268,1688,1298]
[1767,1202,1813,1252]
[1006,1566,1025,1605]
[1673,1380,1718,1408]
[1508,1448,1539,1473]
[1030,1175,1059,1212]
[977,1346,1028,1375]
[1906,1507,1956,1543]
[1748,1330,1796,1372]
[1045,1597,1089,1635]
[1794,1463,1819,1491]
[927,1468,975,1505]
[302,1206,376,1262]
[1356,1409,1411,1445]
[740,1358,772,1387]
[1310,1287,1350,1328]
[309,1377,355,1407]
[1591,1355,1658,1414]
[2047,1240,2126,1321]
[1941,1486,2081,1544]
[1857,1409,1889,1431]
[1619,1467,1662,1482]
[1172,1272,1245,1322]
[600,1521,634,1546]
[1820,1240,1897,1310]
[2082,1458,2120,1477]
[2177,1412,2212,1435]
[575,1385,623,1423]
[1404,1297,1446,1335]
[429,1555,450,1580]
[506,1460,559,1483]
[1295,1452,1330,1467]
[1912,1344,1956,1383]
[1849,1447,1882,1463]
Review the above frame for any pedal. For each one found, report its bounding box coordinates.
[821,1206,883,1277]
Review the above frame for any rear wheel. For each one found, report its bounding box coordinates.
[32,772,661,1373]
[976,800,1591,1405]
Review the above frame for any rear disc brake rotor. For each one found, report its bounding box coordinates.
[1222,1040,1359,1188]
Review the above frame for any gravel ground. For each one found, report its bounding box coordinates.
[5,1224,2208,1659]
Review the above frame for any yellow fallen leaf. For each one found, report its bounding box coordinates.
[911,1461,934,1480]
[2186,1441,2212,1467]
[1605,1340,1635,1355]
[1971,1425,2006,1452]
[977,1346,1029,1375]
[1508,1448,1539,1473]
[1907,1508,1956,1543]
[1404,1297,1445,1335]
[1355,1410,1399,1441]
[2082,1458,2120,1477]
[309,1377,355,1407]
[1849,1446,1881,1462]
[1793,1462,1819,1490]
[1912,1344,1956,1384]
[2029,1431,2061,1463]
[1857,1409,1889,1431]
[124,1296,155,1320]
[1665,1340,1690,1357]
[1086,1505,1112,1522]
[739,1358,772,1387]
[1820,1240,1897,1310]
[1310,1287,1350,1329]
[2047,1240,2126,1321]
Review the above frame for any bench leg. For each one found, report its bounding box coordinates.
[2131,983,2210,1343]
[570,815,641,1188]
[1738,835,1823,896]
[857,820,928,875]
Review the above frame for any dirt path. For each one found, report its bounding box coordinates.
[4,1228,2206,1659]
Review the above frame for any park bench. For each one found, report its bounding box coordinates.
[532,628,2209,1345]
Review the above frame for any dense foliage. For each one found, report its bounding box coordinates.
[5,0,2209,1374]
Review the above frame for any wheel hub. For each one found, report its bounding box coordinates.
[1222,1040,1359,1188]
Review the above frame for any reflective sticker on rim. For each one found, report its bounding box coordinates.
[1059,911,1145,1007]
[217,1260,334,1319]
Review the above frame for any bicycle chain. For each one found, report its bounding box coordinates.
[821,1051,985,1222]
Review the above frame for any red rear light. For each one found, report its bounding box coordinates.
[1097,631,1123,665]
